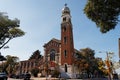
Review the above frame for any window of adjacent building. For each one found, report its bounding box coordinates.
[65,64,67,72]
[64,37,67,44]
[27,62,29,68]
[31,62,33,67]
[50,49,56,61]
[64,50,67,58]
[24,63,26,68]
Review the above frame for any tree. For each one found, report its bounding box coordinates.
[0,12,25,49]
[0,53,6,72]
[96,58,108,77]
[29,50,42,60]
[80,48,96,76]
[31,67,39,77]
[75,48,107,78]
[5,55,19,74]
[84,0,120,33]
[0,53,6,61]
[75,48,96,78]
[52,69,60,78]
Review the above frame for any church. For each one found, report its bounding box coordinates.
[42,4,79,78]
[17,4,80,79]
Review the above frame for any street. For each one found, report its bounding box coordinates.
[8,78,110,80]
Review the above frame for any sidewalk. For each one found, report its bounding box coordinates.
[31,77,61,80]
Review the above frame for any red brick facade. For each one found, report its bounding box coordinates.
[61,22,74,65]
[43,38,61,69]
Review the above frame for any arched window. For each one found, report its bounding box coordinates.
[50,49,56,61]
[64,37,67,44]
[65,64,67,72]
[63,17,66,22]
[64,50,67,58]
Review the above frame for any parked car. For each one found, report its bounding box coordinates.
[15,73,31,80]
[15,73,24,79]
[113,73,119,79]
[9,74,16,78]
[0,72,8,80]
[23,73,31,80]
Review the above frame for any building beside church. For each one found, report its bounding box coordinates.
[43,4,79,78]
[16,50,43,74]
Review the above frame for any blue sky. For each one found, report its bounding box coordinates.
[0,0,120,61]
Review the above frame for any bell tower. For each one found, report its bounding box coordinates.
[60,4,74,76]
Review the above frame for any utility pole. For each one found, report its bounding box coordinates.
[106,52,113,80]
[99,51,113,80]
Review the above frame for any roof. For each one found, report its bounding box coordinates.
[62,4,70,14]
[51,38,61,43]
[43,38,61,47]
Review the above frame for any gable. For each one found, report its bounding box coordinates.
[43,38,61,48]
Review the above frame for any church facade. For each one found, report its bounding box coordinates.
[43,4,79,78]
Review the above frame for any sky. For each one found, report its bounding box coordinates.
[0,0,120,61]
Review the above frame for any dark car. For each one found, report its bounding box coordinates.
[15,74,24,79]
[23,73,31,80]
[113,73,119,79]
[9,74,16,78]
[0,72,8,80]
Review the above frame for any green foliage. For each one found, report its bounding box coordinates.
[96,58,108,76]
[6,55,19,74]
[75,48,96,74]
[0,55,19,74]
[29,50,42,60]
[80,47,95,58]
[52,69,60,78]
[31,67,39,77]
[75,48,107,77]
[0,54,6,61]
[0,12,25,49]
[84,0,120,33]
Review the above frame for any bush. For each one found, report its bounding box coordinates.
[52,70,60,78]
[31,67,39,77]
